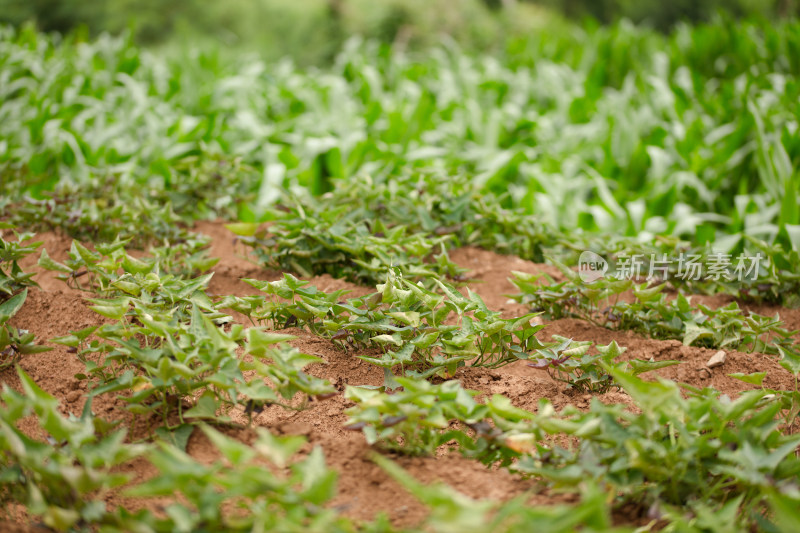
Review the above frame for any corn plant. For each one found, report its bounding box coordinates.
[5,20,800,254]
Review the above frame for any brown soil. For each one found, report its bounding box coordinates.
[4,221,799,530]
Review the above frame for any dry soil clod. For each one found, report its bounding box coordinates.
[707,350,727,369]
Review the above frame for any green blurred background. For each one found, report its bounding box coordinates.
[1,0,797,63]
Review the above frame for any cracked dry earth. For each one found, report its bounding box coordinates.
[3,220,799,531]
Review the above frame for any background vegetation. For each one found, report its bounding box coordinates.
[3,2,800,532]
[1,0,798,64]
[2,15,799,255]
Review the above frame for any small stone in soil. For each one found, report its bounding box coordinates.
[707,350,727,368]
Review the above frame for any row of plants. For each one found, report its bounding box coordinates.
[37,236,219,295]
[220,270,689,392]
[567,232,800,308]
[511,263,800,355]
[33,238,336,435]
[0,366,362,532]
[0,230,617,531]
[342,362,800,531]
[2,364,629,533]
[227,174,553,270]
[341,340,681,460]
[231,174,800,308]
[7,340,799,532]
[5,226,800,531]
[0,226,50,368]
[229,214,467,286]
[219,271,546,380]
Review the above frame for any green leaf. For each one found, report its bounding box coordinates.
[777,346,800,376]
[488,395,534,422]
[88,297,130,320]
[253,428,305,468]
[387,311,421,328]
[727,372,767,386]
[383,367,401,391]
[0,288,27,321]
[628,359,680,376]
[595,340,626,361]
[43,507,80,531]
[50,326,98,348]
[38,248,71,273]
[16,365,57,406]
[633,283,665,302]
[371,334,403,347]
[122,254,154,274]
[683,323,713,346]
[73,241,101,264]
[605,364,680,413]
[294,447,337,505]
[225,222,260,236]
[201,425,255,466]
[155,424,195,452]
[387,343,415,365]
[768,491,800,532]
[184,393,225,421]
[247,329,298,357]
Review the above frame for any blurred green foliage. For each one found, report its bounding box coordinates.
[3,0,796,64]
[549,0,797,29]
[2,16,799,249]
[0,0,548,63]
